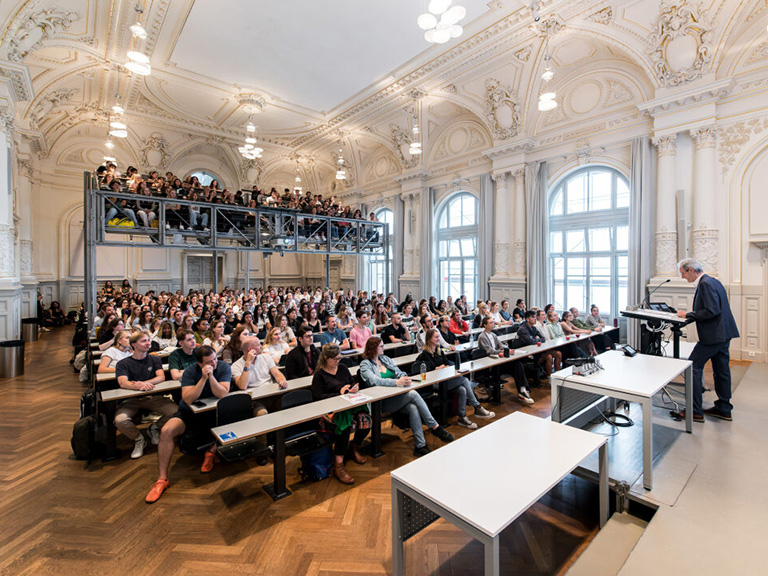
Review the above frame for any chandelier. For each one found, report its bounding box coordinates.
[108,85,128,139]
[125,4,151,76]
[238,118,263,160]
[336,148,346,180]
[537,35,557,111]
[418,0,466,44]
[409,106,422,156]
[294,161,302,193]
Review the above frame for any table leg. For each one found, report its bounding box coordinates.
[391,483,405,576]
[642,398,653,490]
[483,535,500,576]
[551,378,561,422]
[438,381,448,425]
[598,443,608,527]
[370,401,384,458]
[684,365,693,433]
[672,327,681,359]
[102,400,119,462]
[263,429,292,501]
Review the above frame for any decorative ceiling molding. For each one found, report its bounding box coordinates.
[637,77,734,117]
[718,117,768,174]
[482,78,521,141]
[649,1,714,87]
[28,87,77,129]
[747,41,768,64]
[482,137,536,160]
[4,6,80,63]
[140,132,170,171]
[586,7,614,25]
[0,59,35,102]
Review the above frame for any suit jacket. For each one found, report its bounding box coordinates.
[687,274,739,346]
[283,344,320,380]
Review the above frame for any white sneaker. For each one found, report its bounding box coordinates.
[131,436,146,459]
[147,423,160,446]
[518,388,534,405]
[474,405,495,419]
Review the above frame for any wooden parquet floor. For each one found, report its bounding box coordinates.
[1,329,611,576]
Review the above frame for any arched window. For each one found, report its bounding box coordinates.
[188,170,221,187]
[436,192,478,303]
[548,166,630,317]
[367,208,394,296]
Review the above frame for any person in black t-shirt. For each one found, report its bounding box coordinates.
[145,345,231,504]
[381,312,409,343]
[114,332,177,461]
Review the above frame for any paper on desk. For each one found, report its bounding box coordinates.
[342,393,372,404]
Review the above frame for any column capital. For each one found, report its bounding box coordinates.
[690,125,717,150]
[652,133,677,157]
[491,170,508,184]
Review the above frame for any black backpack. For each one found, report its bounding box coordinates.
[80,388,97,419]
[71,416,98,461]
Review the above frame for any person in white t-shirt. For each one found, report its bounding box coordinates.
[98,330,133,373]
[231,337,287,416]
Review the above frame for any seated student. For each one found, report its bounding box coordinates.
[372,302,389,326]
[415,314,455,353]
[359,337,454,457]
[152,320,177,351]
[311,344,370,485]
[517,311,562,384]
[98,316,123,351]
[168,329,197,381]
[499,300,513,324]
[585,304,606,329]
[349,309,372,349]
[489,301,508,326]
[202,320,229,358]
[381,312,410,344]
[472,303,490,329]
[477,317,533,405]
[231,337,287,416]
[512,299,526,323]
[449,308,470,338]
[263,326,291,364]
[98,330,133,374]
[569,307,591,330]
[114,332,178,460]
[223,308,239,334]
[145,345,231,503]
[318,316,351,350]
[306,307,323,333]
[335,304,355,331]
[535,309,551,341]
[560,310,597,356]
[222,325,249,364]
[416,329,495,429]
[276,314,297,347]
[437,315,460,346]
[284,325,320,379]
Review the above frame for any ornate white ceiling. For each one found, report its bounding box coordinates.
[170,0,491,114]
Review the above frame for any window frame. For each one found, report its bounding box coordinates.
[435,191,479,303]
[367,207,394,296]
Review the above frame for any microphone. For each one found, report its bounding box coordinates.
[642,278,670,309]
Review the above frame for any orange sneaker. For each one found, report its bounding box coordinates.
[201,450,217,473]
[145,478,170,503]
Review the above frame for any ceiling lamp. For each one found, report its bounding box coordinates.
[409,108,422,155]
[103,156,117,163]
[537,36,557,112]
[419,0,466,44]
[239,117,263,159]
[109,120,128,138]
[105,139,115,149]
[236,93,267,115]
[126,50,151,75]
[129,4,147,39]
[336,148,346,180]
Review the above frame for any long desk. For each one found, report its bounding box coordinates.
[391,412,608,576]
[550,350,692,490]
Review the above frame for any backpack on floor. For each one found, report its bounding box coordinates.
[298,446,333,482]
[79,387,97,418]
[71,415,99,461]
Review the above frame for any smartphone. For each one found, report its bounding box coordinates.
[192,400,207,408]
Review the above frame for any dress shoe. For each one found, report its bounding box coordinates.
[670,409,704,423]
[333,462,354,484]
[703,407,732,421]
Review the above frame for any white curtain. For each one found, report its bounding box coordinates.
[525,161,549,308]
[478,175,494,300]
[628,136,656,348]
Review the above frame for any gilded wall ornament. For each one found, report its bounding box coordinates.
[649,1,713,86]
[483,78,520,141]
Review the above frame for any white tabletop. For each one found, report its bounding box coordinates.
[100,380,180,402]
[391,412,606,538]
[550,350,691,398]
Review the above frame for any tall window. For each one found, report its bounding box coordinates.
[436,192,478,303]
[188,170,220,187]
[549,166,629,317]
[368,208,394,296]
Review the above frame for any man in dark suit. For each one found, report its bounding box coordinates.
[283,325,320,380]
[675,258,739,422]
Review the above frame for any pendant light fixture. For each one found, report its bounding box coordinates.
[125,4,151,76]
[336,148,346,180]
[239,117,263,160]
[418,0,466,44]
[409,104,422,155]
[537,34,557,112]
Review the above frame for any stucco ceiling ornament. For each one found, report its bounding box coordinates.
[0,108,16,139]
[239,157,262,188]
[747,41,768,64]
[649,1,714,87]
[140,132,169,171]
[587,7,614,25]
[390,123,419,170]
[483,78,521,141]
[28,88,77,129]
[4,5,80,63]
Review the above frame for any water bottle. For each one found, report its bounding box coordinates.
[454,351,461,371]
[420,362,427,381]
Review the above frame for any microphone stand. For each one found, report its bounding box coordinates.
[641,278,671,309]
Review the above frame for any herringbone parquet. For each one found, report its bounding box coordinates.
[1,329,605,576]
